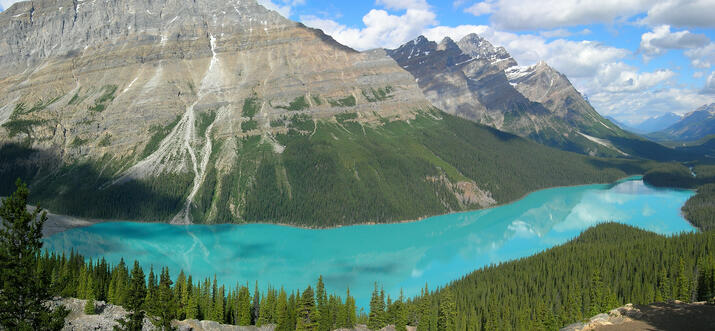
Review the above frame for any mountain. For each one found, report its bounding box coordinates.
[631,112,681,134]
[605,116,640,133]
[387,34,633,157]
[649,104,715,142]
[0,0,655,226]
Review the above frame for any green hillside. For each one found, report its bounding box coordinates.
[1,109,654,226]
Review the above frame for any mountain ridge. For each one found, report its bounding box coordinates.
[0,0,666,226]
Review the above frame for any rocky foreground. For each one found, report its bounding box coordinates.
[52,298,413,331]
[561,301,715,331]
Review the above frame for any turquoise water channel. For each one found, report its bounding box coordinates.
[44,177,696,308]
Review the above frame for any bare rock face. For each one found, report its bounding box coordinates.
[0,0,429,162]
[388,33,629,156]
[0,0,438,224]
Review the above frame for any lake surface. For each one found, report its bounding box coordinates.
[44,177,696,308]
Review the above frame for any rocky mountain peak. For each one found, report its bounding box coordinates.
[456,33,516,70]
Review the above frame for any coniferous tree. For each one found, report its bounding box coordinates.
[252,281,260,325]
[296,286,317,331]
[394,289,408,331]
[368,283,385,330]
[186,286,199,320]
[438,288,456,331]
[84,275,97,315]
[677,258,691,302]
[344,288,357,328]
[0,180,67,330]
[236,285,252,325]
[276,288,290,331]
[151,267,175,330]
[316,276,330,331]
[115,261,146,331]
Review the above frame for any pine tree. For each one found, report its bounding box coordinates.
[316,276,330,331]
[296,286,317,331]
[145,267,158,315]
[186,287,199,320]
[368,283,385,330]
[438,288,456,331]
[677,258,691,302]
[115,261,146,331]
[276,288,290,331]
[588,269,604,316]
[252,281,260,325]
[0,179,67,330]
[345,288,357,328]
[394,289,408,331]
[175,270,187,320]
[84,276,97,315]
[151,267,176,330]
[236,285,252,325]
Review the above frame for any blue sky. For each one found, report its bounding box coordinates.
[2,0,713,124]
[257,0,715,124]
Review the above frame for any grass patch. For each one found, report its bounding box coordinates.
[287,114,314,132]
[70,136,88,147]
[196,110,217,137]
[141,115,181,158]
[311,95,323,106]
[88,85,118,112]
[242,97,260,118]
[276,96,310,111]
[329,95,356,107]
[242,120,258,132]
[362,86,393,102]
[98,134,112,147]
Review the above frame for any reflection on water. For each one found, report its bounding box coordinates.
[44,178,695,308]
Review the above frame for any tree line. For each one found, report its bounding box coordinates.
[2,180,714,331]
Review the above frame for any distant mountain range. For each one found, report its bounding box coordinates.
[386,34,681,159]
[648,104,715,142]
[0,0,691,226]
[608,113,682,134]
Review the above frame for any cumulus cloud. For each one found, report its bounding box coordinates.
[685,43,715,69]
[590,86,715,122]
[639,25,710,59]
[301,8,436,50]
[642,0,715,28]
[460,0,715,30]
[594,63,675,92]
[463,0,655,30]
[703,72,715,95]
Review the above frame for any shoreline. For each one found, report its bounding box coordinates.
[39,175,650,237]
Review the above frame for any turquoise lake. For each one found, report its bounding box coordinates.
[44,177,696,308]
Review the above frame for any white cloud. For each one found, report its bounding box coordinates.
[642,0,715,28]
[301,8,436,50]
[639,25,710,59]
[590,86,715,122]
[0,0,20,11]
[465,1,495,16]
[461,0,715,30]
[464,0,655,30]
[594,63,675,92]
[703,72,715,94]
[694,72,704,78]
[685,43,715,69]
[257,0,307,18]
